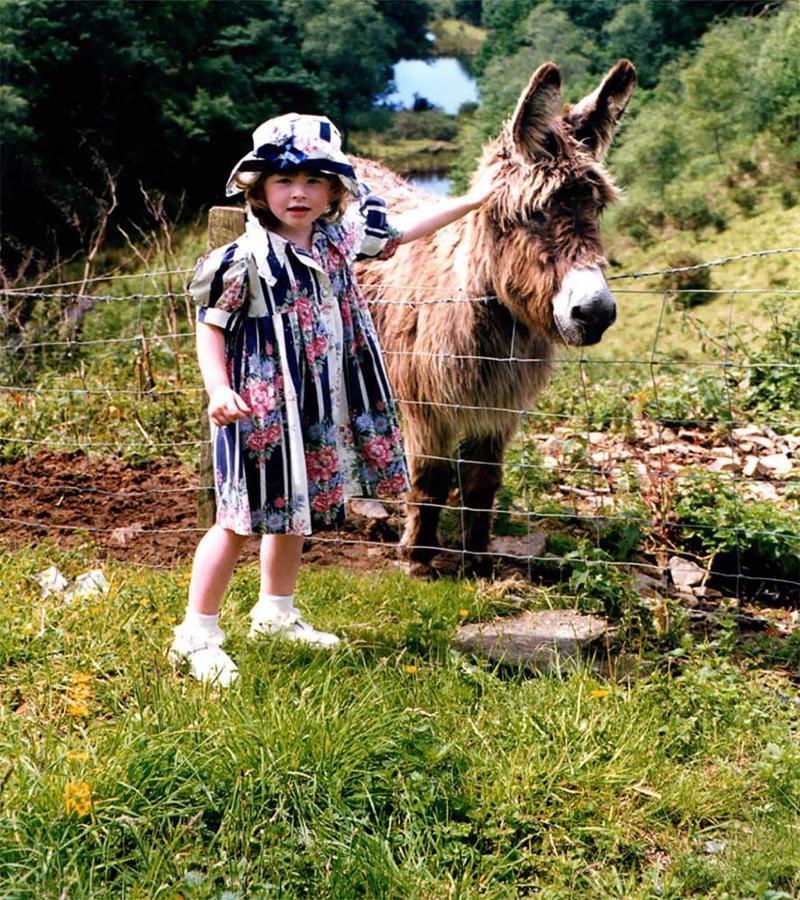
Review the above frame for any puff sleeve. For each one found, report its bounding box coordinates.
[189,240,251,331]
[338,182,402,262]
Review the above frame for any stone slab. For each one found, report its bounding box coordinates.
[451,609,609,670]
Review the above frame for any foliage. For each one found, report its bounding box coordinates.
[0,0,431,267]
[673,473,800,590]
[384,109,459,142]
[660,251,713,308]
[742,306,800,418]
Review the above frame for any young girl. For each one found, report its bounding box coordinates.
[170,113,493,685]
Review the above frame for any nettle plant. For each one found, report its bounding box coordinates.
[673,472,800,599]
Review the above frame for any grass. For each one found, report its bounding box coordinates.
[1,543,798,897]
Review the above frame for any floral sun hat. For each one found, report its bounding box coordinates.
[225,113,358,198]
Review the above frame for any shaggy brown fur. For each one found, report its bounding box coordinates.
[356,61,636,573]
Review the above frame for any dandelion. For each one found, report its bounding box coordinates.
[64,780,92,817]
[589,689,609,699]
[404,664,418,674]
[67,703,90,717]
[458,608,469,617]
[66,673,94,717]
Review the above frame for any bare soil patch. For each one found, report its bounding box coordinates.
[0,451,401,571]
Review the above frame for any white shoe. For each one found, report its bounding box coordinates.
[248,608,340,648]
[168,625,239,687]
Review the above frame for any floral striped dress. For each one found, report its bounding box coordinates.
[190,185,409,536]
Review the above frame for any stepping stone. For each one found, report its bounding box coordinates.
[451,609,609,671]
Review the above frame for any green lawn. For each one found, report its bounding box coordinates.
[1,544,798,898]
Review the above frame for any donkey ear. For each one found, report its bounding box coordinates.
[509,62,563,159]
[566,59,636,159]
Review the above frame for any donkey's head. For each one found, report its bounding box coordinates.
[477,60,635,346]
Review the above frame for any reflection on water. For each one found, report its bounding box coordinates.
[386,58,478,114]
[408,173,453,197]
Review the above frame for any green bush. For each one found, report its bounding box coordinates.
[660,252,713,308]
[743,307,800,419]
[673,473,800,597]
[731,186,758,215]
[779,186,797,209]
[386,109,459,142]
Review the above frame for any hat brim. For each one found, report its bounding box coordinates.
[225,153,359,198]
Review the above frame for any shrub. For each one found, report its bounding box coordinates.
[666,195,716,232]
[660,252,713,308]
[731,186,757,215]
[779,186,797,209]
[386,109,459,142]
[742,307,800,418]
[673,473,800,600]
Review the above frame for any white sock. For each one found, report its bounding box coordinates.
[250,593,295,622]
[181,608,224,639]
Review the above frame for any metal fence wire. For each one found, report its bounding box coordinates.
[1,246,798,602]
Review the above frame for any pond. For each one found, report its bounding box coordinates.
[386,57,478,115]
[407,172,453,197]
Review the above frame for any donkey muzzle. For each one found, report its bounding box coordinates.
[553,267,617,346]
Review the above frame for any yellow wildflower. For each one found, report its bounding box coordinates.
[165,615,177,625]
[458,608,469,617]
[67,703,90,717]
[66,751,89,762]
[589,689,610,699]
[64,781,92,817]
[404,664,418,674]
[72,673,93,685]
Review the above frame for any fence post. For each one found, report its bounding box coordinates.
[197,205,248,529]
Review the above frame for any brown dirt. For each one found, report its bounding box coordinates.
[0,451,400,570]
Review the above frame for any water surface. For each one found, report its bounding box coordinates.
[386,58,478,114]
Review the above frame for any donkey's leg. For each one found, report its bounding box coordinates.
[402,415,454,566]
[456,432,508,572]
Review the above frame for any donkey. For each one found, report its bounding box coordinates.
[356,60,636,573]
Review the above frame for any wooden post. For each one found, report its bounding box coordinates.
[197,205,248,529]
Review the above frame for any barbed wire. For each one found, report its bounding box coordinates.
[2,245,798,298]
[2,246,798,596]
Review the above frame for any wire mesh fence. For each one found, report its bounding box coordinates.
[1,247,798,605]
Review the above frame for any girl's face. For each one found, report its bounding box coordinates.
[263,170,334,240]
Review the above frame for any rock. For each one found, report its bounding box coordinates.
[692,585,722,600]
[110,522,146,546]
[490,532,547,560]
[451,609,609,671]
[65,569,109,601]
[756,453,792,477]
[742,456,759,478]
[35,566,69,597]
[668,555,705,588]
[708,457,738,473]
[348,498,390,519]
[633,571,664,597]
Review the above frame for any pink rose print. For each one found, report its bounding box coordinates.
[377,474,407,494]
[292,293,314,330]
[274,497,286,508]
[246,423,282,452]
[243,382,279,418]
[305,335,328,366]
[364,435,393,470]
[311,484,344,513]
[306,446,339,482]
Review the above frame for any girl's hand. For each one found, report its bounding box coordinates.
[208,386,251,427]
[463,162,500,208]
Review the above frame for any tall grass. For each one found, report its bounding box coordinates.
[1,544,798,897]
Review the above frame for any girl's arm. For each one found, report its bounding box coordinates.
[197,321,251,426]
[394,165,497,245]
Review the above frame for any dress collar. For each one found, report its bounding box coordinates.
[245,211,327,286]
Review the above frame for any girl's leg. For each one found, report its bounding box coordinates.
[259,534,304,597]
[250,534,339,647]
[170,525,249,686]
[188,524,250,615]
